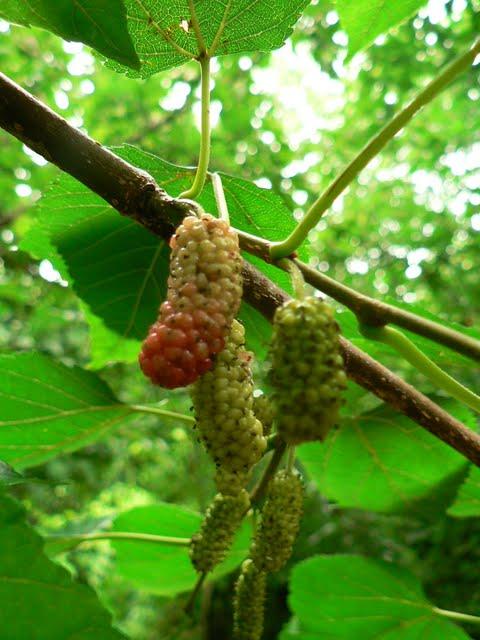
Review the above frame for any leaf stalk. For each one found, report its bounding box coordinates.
[360,324,480,413]
[179,55,212,200]
[269,38,480,260]
[47,531,191,547]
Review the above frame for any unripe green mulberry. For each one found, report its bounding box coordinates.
[139,214,243,388]
[253,394,274,436]
[191,320,267,493]
[251,470,303,573]
[270,297,347,443]
[233,559,266,640]
[190,489,249,573]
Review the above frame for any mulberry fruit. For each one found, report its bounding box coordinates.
[233,559,266,640]
[253,394,274,436]
[139,214,243,388]
[191,320,267,494]
[251,469,303,573]
[270,297,347,443]
[190,489,250,574]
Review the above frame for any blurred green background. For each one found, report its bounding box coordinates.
[0,0,479,638]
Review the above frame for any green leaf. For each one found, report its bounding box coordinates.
[0,460,25,486]
[111,502,251,595]
[297,400,473,512]
[86,308,143,370]
[337,0,426,60]
[287,555,470,639]
[0,491,125,639]
[54,205,170,344]
[0,351,134,469]
[20,166,169,367]
[109,0,310,78]
[0,0,139,71]
[448,466,480,518]
[21,145,300,366]
[280,620,332,640]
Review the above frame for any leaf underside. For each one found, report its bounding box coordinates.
[109,0,310,77]
[0,0,139,69]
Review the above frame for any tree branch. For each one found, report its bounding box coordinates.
[236,230,480,362]
[1,72,479,466]
[293,259,480,362]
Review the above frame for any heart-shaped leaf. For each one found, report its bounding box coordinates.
[109,0,310,77]
[297,400,473,512]
[0,352,133,469]
[0,0,139,70]
[284,555,470,639]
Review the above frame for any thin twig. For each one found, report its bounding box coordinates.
[250,440,287,505]
[185,572,207,615]
[291,258,480,362]
[233,228,480,362]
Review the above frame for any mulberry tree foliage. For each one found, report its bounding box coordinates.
[0,1,478,640]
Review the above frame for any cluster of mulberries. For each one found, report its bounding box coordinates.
[233,560,266,640]
[232,469,303,639]
[269,297,347,443]
[139,214,243,388]
[190,489,250,574]
[251,469,304,573]
[253,394,274,436]
[191,320,267,494]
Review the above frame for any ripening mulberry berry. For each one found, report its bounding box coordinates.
[233,559,266,640]
[139,214,243,389]
[251,469,303,573]
[190,489,250,574]
[191,320,267,494]
[253,394,274,436]
[270,297,347,443]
